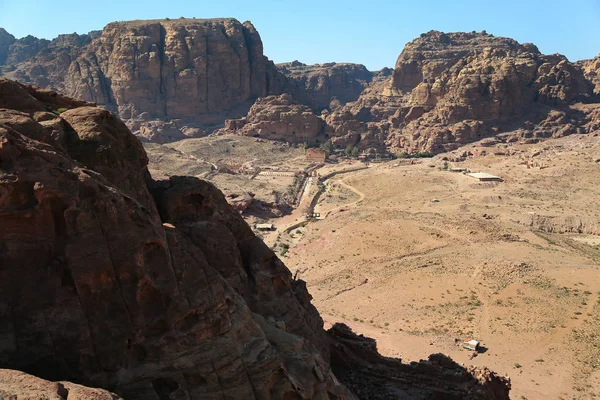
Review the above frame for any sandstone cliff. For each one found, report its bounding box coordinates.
[580,55,600,96]
[218,93,324,144]
[324,31,599,153]
[277,61,388,111]
[0,19,290,143]
[0,77,510,399]
[0,77,347,399]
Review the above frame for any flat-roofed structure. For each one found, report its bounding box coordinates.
[467,172,502,182]
[255,223,274,231]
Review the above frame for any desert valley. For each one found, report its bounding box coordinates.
[0,12,599,400]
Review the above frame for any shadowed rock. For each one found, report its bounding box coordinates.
[0,77,510,399]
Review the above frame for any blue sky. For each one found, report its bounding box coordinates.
[1,0,599,70]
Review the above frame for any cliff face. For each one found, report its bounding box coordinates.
[324,31,598,153]
[0,77,346,399]
[65,19,284,123]
[277,61,387,111]
[218,93,324,144]
[0,77,510,399]
[0,19,289,142]
[580,55,600,96]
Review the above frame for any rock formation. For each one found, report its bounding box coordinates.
[3,24,599,151]
[218,93,325,144]
[324,31,599,153]
[0,77,346,399]
[580,55,600,96]
[0,77,510,399]
[0,19,289,142]
[0,369,123,400]
[277,61,389,111]
[0,28,16,65]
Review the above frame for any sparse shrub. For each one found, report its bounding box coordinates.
[514,363,522,369]
[414,152,435,158]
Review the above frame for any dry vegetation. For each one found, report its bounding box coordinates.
[149,132,600,399]
[282,134,600,400]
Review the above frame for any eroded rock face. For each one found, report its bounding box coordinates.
[0,78,348,399]
[0,19,288,143]
[65,19,284,123]
[278,61,385,111]
[580,55,600,96]
[326,31,597,153]
[0,77,510,399]
[218,93,325,144]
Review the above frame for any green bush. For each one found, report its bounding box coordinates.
[413,152,435,158]
[320,140,333,154]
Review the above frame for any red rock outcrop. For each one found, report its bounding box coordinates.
[0,19,289,143]
[0,77,510,399]
[0,77,348,399]
[277,61,388,111]
[325,31,598,154]
[580,55,600,96]
[218,93,325,144]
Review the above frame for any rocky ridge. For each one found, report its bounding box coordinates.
[0,19,290,143]
[323,30,599,153]
[277,61,390,111]
[217,93,324,144]
[0,77,510,399]
[580,55,600,96]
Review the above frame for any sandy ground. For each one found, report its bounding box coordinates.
[283,134,600,400]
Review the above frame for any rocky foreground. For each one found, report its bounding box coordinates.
[0,78,511,398]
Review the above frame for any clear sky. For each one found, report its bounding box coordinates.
[1,0,599,70]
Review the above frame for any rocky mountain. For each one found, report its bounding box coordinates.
[277,61,390,111]
[1,20,396,144]
[0,19,291,142]
[217,93,323,144]
[580,55,600,96]
[0,77,511,399]
[323,31,599,153]
[216,30,599,153]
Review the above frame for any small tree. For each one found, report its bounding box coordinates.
[351,147,359,158]
[321,139,333,155]
[344,145,354,157]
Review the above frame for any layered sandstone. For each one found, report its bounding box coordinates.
[580,55,600,96]
[0,78,347,399]
[278,61,385,110]
[0,77,510,399]
[219,93,324,144]
[325,31,598,153]
[0,19,289,142]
